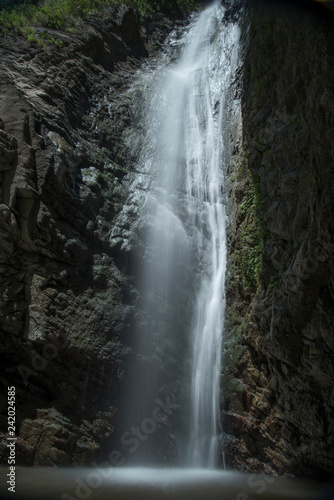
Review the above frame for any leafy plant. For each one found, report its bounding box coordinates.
[235,154,268,290]
[0,0,201,43]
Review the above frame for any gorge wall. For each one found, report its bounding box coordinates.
[223,0,334,479]
[0,6,175,466]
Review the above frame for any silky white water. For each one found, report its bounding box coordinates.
[181,2,240,467]
[118,1,241,466]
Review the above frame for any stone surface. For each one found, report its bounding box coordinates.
[0,7,173,466]
[223,0,334,479]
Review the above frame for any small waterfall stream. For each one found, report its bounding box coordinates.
[182,2,240,467]
[119,1,241,467]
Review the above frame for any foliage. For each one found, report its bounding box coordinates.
[221,310,248,403]
[0,0,200,43]
[236,152,268,290]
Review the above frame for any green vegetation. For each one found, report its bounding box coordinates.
[308,171,320,192]
[0,0,199,43]
[221,310,248,402]
[236,152,268,290]
[261,149,272,170]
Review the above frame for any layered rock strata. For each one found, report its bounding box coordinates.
[0,7,173,466]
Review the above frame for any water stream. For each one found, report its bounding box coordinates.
[182,1,240,467]
[119,1,241,466]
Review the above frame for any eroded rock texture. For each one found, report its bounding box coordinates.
[0,8,172,466]
[223,0,334,479]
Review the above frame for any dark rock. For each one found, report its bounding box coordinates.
[0,7,172,466]
[224,0,334,479]
[120,9,148,58]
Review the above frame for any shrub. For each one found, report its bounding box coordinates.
[0,0,201,40]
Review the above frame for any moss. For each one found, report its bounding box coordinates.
[235,154,268,291]
[309,171,320,192]
[222,310,249,403]
[0,0,201,42]
[261,150,272,170]
[268,274,278,301]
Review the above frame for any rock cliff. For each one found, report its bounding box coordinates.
[223,0,334,479]
[0,6,174,465]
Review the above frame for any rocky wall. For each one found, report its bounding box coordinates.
[223,0,334,479]
[0,7,173,466]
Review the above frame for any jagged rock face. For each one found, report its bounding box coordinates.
[0,8,172,466]
[223,0,334,479]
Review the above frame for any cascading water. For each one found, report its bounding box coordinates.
[118,1,241,467]
[183,3,240,468]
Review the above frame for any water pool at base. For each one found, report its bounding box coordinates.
[0,467,328,500]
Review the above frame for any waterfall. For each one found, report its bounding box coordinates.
[183,3,240,468]
[118,1,241,467]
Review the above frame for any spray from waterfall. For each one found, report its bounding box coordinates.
[118,1,241,467]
